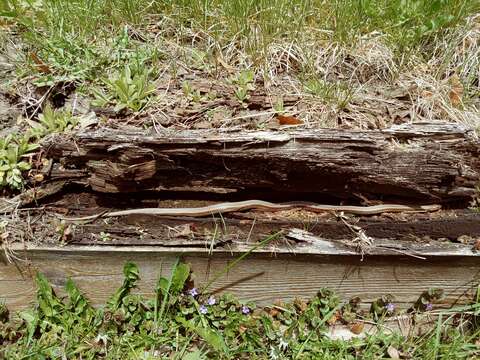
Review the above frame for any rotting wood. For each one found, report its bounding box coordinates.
[0,180,67,213]
[121,209,480,241]
[62,210,480,253]
[1,245,479,311]
[44,122,480,203]
[4,198,479,251]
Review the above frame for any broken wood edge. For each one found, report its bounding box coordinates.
[43,205,480,249]
[0,180,67,213]
[64,121,476,143]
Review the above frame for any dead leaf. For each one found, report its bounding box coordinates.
[473,238,480,251]
[273,299,284,307]
[216,55,236,73]
[448,74,463,108]
[327,310,341,325]
[30,52,51,74]
[269,308,280,317]
[387,345,400,359]
[349,322,365,335]
[276,114,303,125]
[33,173,44,183]
[293,298,308,312]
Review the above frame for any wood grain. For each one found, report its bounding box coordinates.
[66,210,480,251]
[45,122,480,203]
[1,246,479,311]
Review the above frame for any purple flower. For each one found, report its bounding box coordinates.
[207,296,216,306]
[188,288,199,297]
[199,305,208,314]
[385,303,395,313]
[425,303,433,311]
[241,305,250,314]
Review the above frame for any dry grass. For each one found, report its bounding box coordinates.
[0,1,479,132]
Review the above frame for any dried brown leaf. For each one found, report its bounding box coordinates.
[327,310,341,325]
[294,298,308,312]
[448,75,463,108]
[30,52,51,74]
[276,114,303,125]
[269,308,280,317]
[473,238,480,251]
[348,322,365,335]
[33,173,44,183]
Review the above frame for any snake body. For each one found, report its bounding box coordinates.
[59,200,441,222]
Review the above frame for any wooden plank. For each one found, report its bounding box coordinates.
[1,246,479,311]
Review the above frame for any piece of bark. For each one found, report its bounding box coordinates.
[0,181,67,213]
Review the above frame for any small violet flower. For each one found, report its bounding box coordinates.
[199,305,208,314]
[241,305,250,315]
[385,303,395,313]
[188,288,199,297]
[425,303,433,311]
[207,296,216,306]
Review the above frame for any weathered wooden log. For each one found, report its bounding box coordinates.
[45,122,480,203]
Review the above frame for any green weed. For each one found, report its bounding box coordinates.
[0,104,80,191]
[2,0,479,127]
[303,78,355,110]
[155,0,479,55]
[0,133,38,190]
[231,69,255,104]
[27,104,78,139]
[3,0,479,83]
[1,262,480,359]
[273,98,285,114]
[93,65,156,113]
[182,81,203,103]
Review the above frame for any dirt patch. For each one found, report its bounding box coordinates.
[0,92,19,132]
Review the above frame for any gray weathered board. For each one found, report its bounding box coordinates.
[1,244,479,312]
